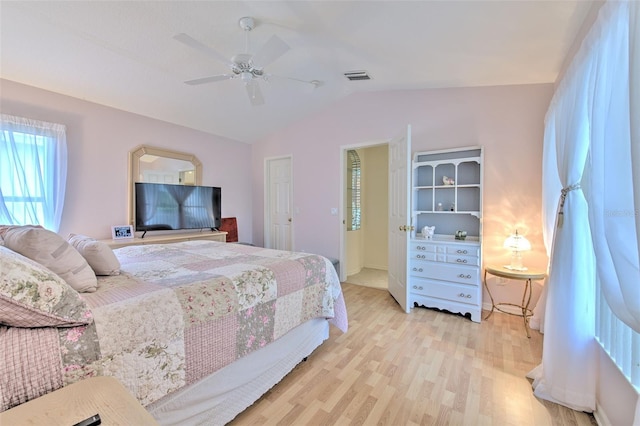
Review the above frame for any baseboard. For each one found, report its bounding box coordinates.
[594,401,609,426]
[362,264,388,271]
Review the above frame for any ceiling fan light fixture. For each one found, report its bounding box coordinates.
[240,72,253,83]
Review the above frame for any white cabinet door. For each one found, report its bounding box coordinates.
[388,125,412,313]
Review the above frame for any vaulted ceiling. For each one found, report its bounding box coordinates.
[0,1,596,144]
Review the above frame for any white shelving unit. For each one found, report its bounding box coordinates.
[410,147,483,322]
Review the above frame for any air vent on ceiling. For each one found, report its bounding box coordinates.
[344,71,371,81]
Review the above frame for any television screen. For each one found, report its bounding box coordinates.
[135,182,221,232]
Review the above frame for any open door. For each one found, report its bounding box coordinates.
[388,125,412,313]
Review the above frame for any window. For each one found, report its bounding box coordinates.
[347,150,361,231]
[0,114,67,231]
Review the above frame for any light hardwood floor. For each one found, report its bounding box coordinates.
[231,283,597,425]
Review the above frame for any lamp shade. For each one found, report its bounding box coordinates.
[503,230,531,270]
[503,230,531,252]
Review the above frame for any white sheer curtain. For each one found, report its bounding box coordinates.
[585,1,640,334]
[0,114,67,232]
[529,0,640,414]
[527,54,596,411]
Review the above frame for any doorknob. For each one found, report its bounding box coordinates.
[288,218,292,222]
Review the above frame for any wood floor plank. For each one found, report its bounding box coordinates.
[231,283,597,425]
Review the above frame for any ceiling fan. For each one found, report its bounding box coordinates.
[174,17,319,106]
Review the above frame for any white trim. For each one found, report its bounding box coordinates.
[594,401,610,426]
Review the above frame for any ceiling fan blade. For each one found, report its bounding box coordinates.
[266,73,322,88]
[174,33,234,69]
[184,74,234,85]
[250,35,290,69]
[245,80,264,106]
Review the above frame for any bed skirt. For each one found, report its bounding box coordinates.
[146,318,330,425]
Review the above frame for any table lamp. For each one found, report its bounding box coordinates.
[503,230,531,271]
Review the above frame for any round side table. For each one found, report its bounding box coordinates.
[483,265,546,338]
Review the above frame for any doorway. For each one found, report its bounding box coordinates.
[341,144,389,289]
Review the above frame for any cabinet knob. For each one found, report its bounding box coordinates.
[419,286,424,290]
[466,294,472,298]
[458,292,465,298]
[419,268,423,272]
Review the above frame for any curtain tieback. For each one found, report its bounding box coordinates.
[557,183,581,228]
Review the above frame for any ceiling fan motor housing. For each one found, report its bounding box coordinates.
[238,17,255,31]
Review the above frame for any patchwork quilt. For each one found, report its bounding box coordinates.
[1,240,347,410]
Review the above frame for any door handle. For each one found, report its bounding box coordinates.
[288,218,292,222]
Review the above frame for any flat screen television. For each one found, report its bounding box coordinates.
[135,182,221,233]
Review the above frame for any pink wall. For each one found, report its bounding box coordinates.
[0,79,253,241]
[252,83,554,305]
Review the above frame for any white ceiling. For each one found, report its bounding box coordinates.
[0,1,595,144]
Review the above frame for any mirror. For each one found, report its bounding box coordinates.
[128,145,202,226]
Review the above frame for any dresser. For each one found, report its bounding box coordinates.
[409,237,481,322]
[101,230,227,248]
[410,147,483,322]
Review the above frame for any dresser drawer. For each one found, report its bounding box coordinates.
[410,277,479,305]
[446,245,479,257]
[409,261,479,285]
[410,251,437,262]
[445,254,479,266]
[411,242,436,253]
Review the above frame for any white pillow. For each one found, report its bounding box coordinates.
[1,226,98,293]
[68,233,120,276]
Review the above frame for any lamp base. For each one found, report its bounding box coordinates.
[504,264,528,271]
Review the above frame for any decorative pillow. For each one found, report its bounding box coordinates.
[0,245,93,327]
[68,233,121,276]
[0,226,98,293]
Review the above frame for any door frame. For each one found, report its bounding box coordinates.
[339,140,388,283]
[264,155,293,250]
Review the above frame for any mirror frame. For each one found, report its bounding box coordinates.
[128,145,203,226]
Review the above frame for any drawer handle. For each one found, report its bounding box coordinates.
[458,274,472,279]
[412,285,424,290]
[417,246,425,250]
[457,249,468,254]
[456,259,467,263]
[419,268,423,272]
[458,293,472,298]
[413,267,424,272]
[467,294,472,298]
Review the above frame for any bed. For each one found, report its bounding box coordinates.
[0,226,348,425]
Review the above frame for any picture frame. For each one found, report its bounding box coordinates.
[111,225,134,240]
